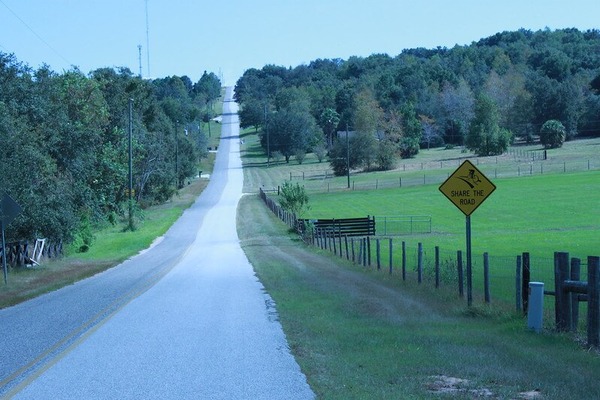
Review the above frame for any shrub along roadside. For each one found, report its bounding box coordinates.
[237,193,600,399]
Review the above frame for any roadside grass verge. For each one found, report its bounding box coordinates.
[0,176,209,308]
[238,193,600,399]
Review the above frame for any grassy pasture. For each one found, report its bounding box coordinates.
[240,134,600,398]
[238,192,600,399]
[242,133,600,308]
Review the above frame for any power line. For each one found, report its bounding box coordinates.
[0,0,72,66]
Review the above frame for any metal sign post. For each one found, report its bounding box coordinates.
[439,160,496,306]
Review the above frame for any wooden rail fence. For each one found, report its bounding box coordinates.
[0,239,63,268]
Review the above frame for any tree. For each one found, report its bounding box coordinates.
[239,98,265,132]
[440,79,475,145]
[328,134,358,176]
[318,107,340,149]
[194,71,221,103]
[262,108,318,163]
[400,102,422,158]
[278,182,310,217]
[539,119,566,148]
[466,95,512,156]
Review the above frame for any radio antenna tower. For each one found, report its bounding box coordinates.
[138,45,143,78]
[145,0,151,77]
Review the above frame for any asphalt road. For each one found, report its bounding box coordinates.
[0,88,314,400]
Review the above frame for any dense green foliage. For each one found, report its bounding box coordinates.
[235,28,600,174]
[278,181,310,216]
[0,52,220,245]
[540,119,567,148]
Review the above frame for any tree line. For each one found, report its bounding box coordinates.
[234,28,600,175]
[0,52,221,248]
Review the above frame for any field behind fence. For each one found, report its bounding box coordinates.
[248,136,600,344]
[244,137,600,194]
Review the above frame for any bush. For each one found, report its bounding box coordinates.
[278,181,310,217]
[540,119,566,148]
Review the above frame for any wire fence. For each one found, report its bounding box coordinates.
[283,157,600,193]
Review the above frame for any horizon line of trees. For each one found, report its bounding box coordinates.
[0,52,221,248]
[235,27,600,175]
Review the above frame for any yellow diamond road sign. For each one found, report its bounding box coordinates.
[439,160,496,216]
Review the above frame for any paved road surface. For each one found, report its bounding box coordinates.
[0,88,314,400]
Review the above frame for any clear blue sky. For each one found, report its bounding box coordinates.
[1,0,598,86]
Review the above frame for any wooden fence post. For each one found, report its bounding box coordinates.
[554,252,571,332]
[457,250,464,298]
[516,255,522,312]
[332,232,337,256]
[435,246,440,289]
[338,234,343,258]
[402,241,406,281]
[357,238,362,264]
[367,237,371,267]
[588,256,600,347]
[484,252,490,303]
[351,238,355,263]
[344,236,349,260]
[571,257,581,331]
[417,243,423,284]
[389,238,393,275]
[376,239,381,270]
[522,252,530,314]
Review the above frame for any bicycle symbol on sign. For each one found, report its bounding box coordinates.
[457,169,481,189]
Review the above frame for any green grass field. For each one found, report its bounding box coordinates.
[239,134,600,398]
[238,192,600,399]
[243,134,600,308]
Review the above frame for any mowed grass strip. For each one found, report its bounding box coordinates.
[238,193,600,399]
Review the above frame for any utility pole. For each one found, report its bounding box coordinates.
[128,98,134,230]
[265,104,270,167]
[346,124,350,188]
[175,120,179,189]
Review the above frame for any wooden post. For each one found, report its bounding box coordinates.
[588,256,600,347]
[376,239,381,270]
[367,237,371,267]
[417,243,423,284]
[402,241,406,281]
[516,255,522,312]
[357,238,362,265]
[344,236,349,260]
[351,238,355,263]
[389,238,393,275]
[522,252,530,314]
[484,252,490,303]
[570,257,581,332]
[332,231,337,256]
[457,250,464,298]
[435,246,440,289]
[554,252,570,332]
[363,238,368,267]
